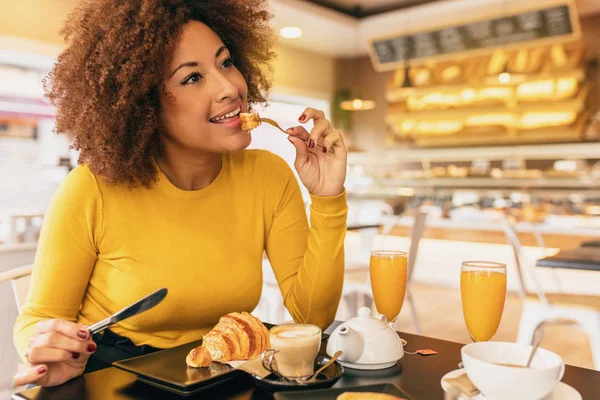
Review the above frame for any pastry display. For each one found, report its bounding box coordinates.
[240,112,261,131]
[186,312,269,368]
[384,43,587,146]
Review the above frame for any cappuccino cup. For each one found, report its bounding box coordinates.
[262,323,321,380]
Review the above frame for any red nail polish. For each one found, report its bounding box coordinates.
[323,146,328,153]
[72,352,80,359]
[78,330,88,340]
[309,139,315,148]
[299,114,306,122]
[38,366,47,374]
[88,344,96,353]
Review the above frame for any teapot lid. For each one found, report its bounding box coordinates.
[346,307,389,332]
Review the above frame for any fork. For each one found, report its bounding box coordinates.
[261,117,330,152]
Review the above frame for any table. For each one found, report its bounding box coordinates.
[13,329,600,400]
[347,224,381,231]
[581,239,600,248]
[536,246,600,271]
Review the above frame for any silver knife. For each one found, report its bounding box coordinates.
[87,287,168,335]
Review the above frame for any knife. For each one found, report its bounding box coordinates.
[87,287,168,335]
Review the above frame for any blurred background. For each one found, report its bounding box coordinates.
[2,0,600,394]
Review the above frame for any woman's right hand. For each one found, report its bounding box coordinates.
[17,319,97,387]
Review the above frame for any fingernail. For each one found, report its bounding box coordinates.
[323,146,328,153]
[38,366,47,374]
[88,344,96,353]
[72,352,80,359]
[299,114,306,122]
[78,330,88,340]
[309,139,315,148]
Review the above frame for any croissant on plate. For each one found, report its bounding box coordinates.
[186,312,270,368]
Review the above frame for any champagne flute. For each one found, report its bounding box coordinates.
[370,250,408,325]
[460,261,507,342]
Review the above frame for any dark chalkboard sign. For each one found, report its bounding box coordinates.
[369,1,580,71]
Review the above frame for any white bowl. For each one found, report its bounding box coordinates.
[461,342,565,400]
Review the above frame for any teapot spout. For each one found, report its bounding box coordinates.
[336,324,364,363]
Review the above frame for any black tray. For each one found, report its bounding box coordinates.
[113,339,244,397]
[112,327,330,397]
[273,383,410,399]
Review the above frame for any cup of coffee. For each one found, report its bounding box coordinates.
[262,323,321,380]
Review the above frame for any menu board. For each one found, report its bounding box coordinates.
[369,2,580,71]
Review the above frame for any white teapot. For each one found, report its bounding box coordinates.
[326,307,404,370]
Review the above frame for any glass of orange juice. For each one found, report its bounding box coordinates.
[370,250,408,323]
[460,261,507,342]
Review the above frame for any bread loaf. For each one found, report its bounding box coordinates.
[186,312,269,368]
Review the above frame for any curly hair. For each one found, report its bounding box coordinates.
[46,0,275,187]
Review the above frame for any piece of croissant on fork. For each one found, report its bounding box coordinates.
[186,312,270,368]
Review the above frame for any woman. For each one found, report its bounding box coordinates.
[13,0,347,388]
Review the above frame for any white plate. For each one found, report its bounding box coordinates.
[440,369,582,400]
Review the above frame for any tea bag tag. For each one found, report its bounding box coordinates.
[405,348,438,356]
[416,349,438,356]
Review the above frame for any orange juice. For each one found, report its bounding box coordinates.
[460,270,507,342]
[370,252,408,321]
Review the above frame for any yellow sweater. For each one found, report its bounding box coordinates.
[14,150,347,359]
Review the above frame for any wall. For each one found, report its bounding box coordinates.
[335,56,392,151]
[580,13,600,54]
[0,0,76,45]
[0,0,336,101]
[273,44,335,100]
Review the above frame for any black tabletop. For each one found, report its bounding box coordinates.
[581,239,600,248]
[536,247,600,271]
[347,224,380,231]
[13,330,600,400]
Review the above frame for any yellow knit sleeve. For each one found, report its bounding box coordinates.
[264,153,347,330]
[13,166,102,360]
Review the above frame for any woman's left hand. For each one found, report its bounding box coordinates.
[286,108,347,197]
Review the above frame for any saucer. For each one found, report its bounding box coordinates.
[252,354,343,393]
[441,369,582,400]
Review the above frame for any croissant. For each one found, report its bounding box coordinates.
[240,112,261,131]
[186,312,269,368]
[185,345,212,368]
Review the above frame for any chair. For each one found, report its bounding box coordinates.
[338,211,428,334]
[254,257,291,324]
[403,211,427,333]
[382,211,428,333]
[0,264,33,391]
[500,217,600,370]
[0,264,33,313]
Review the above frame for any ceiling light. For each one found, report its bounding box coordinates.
[279,26,302,39]
[498,72,511,84]
[339,98,376,111]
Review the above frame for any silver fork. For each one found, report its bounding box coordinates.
[261,117,331,152]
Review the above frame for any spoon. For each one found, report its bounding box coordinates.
[306,351,343,382]
[526,328,545,368]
